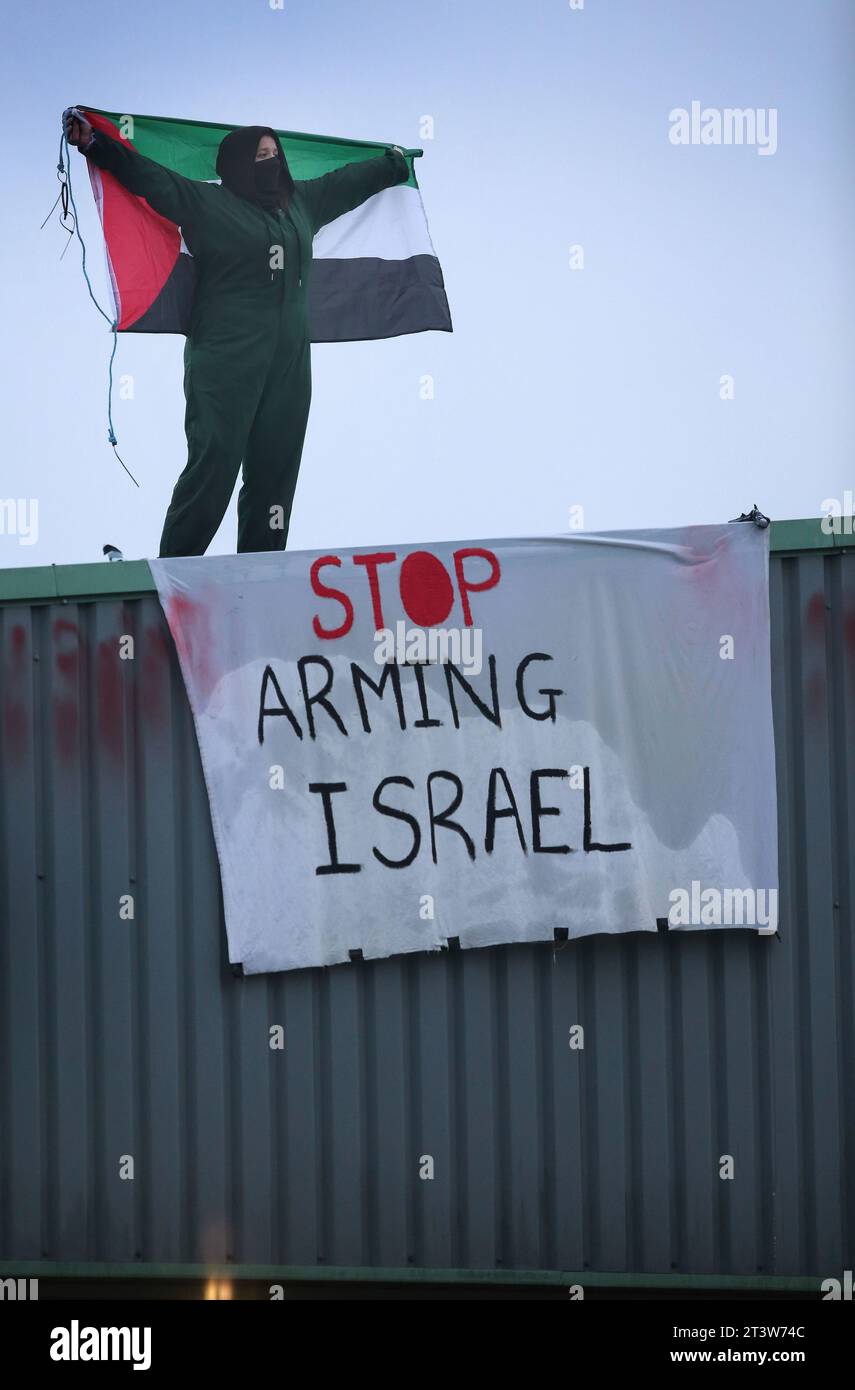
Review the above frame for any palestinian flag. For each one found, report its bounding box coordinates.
[82,107,452,342]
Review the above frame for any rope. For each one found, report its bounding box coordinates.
[57,123,140,487]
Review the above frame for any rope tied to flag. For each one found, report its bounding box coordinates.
[52,119,140,487]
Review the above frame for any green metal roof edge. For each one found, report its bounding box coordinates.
[0,558,154,604]
[769,517,846,553]
[0,1259,822,1292]
[0,520,844,605]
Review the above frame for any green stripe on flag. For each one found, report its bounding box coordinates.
[89,108,421,187]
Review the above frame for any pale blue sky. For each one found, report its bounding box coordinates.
[2,0,852,566]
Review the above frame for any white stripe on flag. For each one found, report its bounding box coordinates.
[312,183,437,261]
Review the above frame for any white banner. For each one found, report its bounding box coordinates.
[150,524,778,974]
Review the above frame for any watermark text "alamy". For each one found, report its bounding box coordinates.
[375,621,483,676]
[669,881,778,930]
[0,498,38,545]
[669,103,777,156]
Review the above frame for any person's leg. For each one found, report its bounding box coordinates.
[236,335,312,554]
[159,341,265,557]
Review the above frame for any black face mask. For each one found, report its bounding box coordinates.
[253,156,282,208]
[216,126,295,209]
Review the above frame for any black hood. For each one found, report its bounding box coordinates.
[215,125,295,210]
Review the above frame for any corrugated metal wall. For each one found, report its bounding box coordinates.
[0,541,852,1282]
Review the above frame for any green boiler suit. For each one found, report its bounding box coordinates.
[84,130,409,556]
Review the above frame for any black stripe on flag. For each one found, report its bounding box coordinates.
[308,254,453,342]
[126,252,453,342]
[127,251,196,335]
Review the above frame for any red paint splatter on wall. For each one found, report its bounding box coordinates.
[53,695,78,761]
[5,623,29,758]
[53,617,81,678]
[805,670,826,718]
[805,591,825,637]
[141,623,170,724]
[96,638,124,763]
[50,618,84,763]
[5,698,27,750]
[803,592,827,717]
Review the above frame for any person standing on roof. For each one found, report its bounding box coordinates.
[64,108,409,557]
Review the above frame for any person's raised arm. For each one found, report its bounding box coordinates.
[63,107,205,229]
[299,146,410,236]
